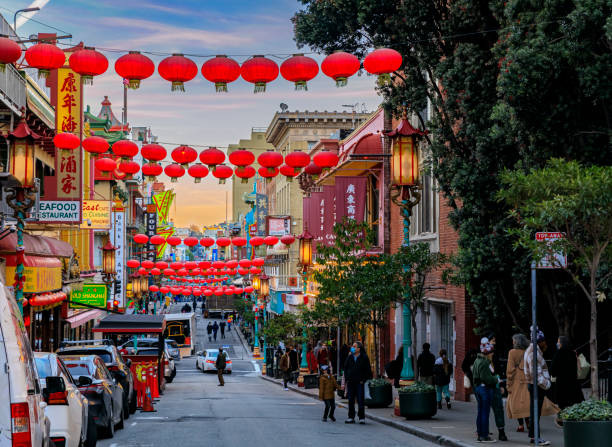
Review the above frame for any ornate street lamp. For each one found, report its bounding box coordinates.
[385,116,426,382]
[252,275,261,291]
[296,230,314,371]
[260,274,270,298]
[102,240,117,307]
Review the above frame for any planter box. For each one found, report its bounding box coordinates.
[399,391,437,419]
[365,382,393,408]
[563,420,612,447]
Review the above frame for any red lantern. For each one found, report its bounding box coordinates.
[172,145,198,168]
[133,234,148,244]
[238,268,249,276]
[171,262,183,270]
[0,37,21,72]
[258,166,278,179]
[127,259,140,268]
[151,268,161,276]
[201,55,240,92]
[216,237,231,247]
[150,235,165,245]
[212,261,225,269]
[280,54,319,90]
[279,164,299,181]
[185,261,198,269]
[25,43,65,78]
[118,160,140,176]
[257,150,283,173]
[199,260,211,269]
[112,140,139,159]
[115,51,155,89]
[234,166,255,183]
[95,157,117,172]
[187,163,208,183]
[160,286,170,294]
[164,163,185,183]
[53,132,80,151]
[184,237,198,247]
[280,234,295,245]
[200,238,214,247]
[238,259,252,268]
[229,149,255,168]
[214,288,224,297]
[226,260,238,268]
[240,55,279,93]
[249,267,262,275]
[232,237,247,247]
[178,269,189,277]
[142,163,163,181]
[252,258,265,267]
[199,147,225,170]
[250,236,264,247]
[68,47,108,84]
[138,267,147,275]
[149,285,160,292]
[363,48,402,82]
[82,136,109,156]
[156,261,168,269]
[212,164,233,184]
[165,236,180,246]
[245,286,254,293]
[224,289,234,296]
[285,150,310,172]
[264,236,279,246]
[158,54,198,91]
[313,149,339,170]
[142,143,167,162]
[141,260,154,269]
[321,51,360,87]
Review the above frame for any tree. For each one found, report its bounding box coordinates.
[262,312,303,347]
[498,159,612,396]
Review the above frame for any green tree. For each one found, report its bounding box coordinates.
[498,159,612,396]
[262,312,303,347]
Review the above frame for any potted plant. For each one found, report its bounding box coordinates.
[365,378,393,408]
[560,399,612,446]
[398,382,437,419]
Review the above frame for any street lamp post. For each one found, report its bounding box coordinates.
[297,230,313,371]
[386,117,426,382]
[260,274,269,364]
[102,240,117,311]
[252,275,261,357]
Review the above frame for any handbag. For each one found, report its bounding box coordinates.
[577,353,590,380]
[463,374,471,389]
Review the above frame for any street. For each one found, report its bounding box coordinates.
[98,305,436,447]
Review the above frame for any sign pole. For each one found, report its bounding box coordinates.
[531,262,539,443]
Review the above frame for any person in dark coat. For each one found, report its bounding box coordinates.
[417,343,435,384]
[206,322,213,342]
[550,336,584,414]
[339,344,349,374]
[212,321,219,341]
[343,341,372,424]
[219,321,226,339]
[289,345,299,383]
[433,348,453,409]
[386,346,403,388]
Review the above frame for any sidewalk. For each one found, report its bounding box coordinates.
[260,375,564,447]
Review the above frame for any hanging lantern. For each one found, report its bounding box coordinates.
[185,261,198,269]
[142,163,163,181]
[115,51,155,89]
[252,258,265,267]
[200,238,214,247]
[53,132,80,151]
[199,260,211,269]
[160,286,170,294]
[95,157,117,173]
[102,241,116,275]
[234,166,255,183]
[313,149,339,171]
[212,164,233,184]
[164,163,185,183]
[258,166,278,180]
[149,285,160,293]
[229,149,255,168]
[141,143,167,162]
[118,160,140,177]
[238,259,252,268]
[240,55,279,93]
[284,150,310,173]
[166,236,181,246]
[386,118,426,186]
[82,136,109,156]
[199,147,225,171]
[184,237,198,247]
[172,145,198,168]
[127,259,140,268]
[25,43,65,78]
[279,164,299,181]
[150,268,161,276]
[237,268,249,276]
[260,274,270,297]
[158,53,198,91]
[141,260,155,269]
[304,161,322,177]
[133,234,148,244]
[363,48,402,84]
[0,37,21,72]
[201,55,240,92]
[216,237,231,247]
[245,286,254,294]
[280,234,295,245]
[250,267,262,275]
[257,150,283,174]
[171,262,183,270]
[68,47,109,84]
[150,235,165,245]
[280,54,319,90]
[264,236,279,246]
[156,261,168,269]
[321,51,360,87]
[250,236,264,247]
[212,261,225,269]
[226,260,238,269]
[232,237,247,247]
[112,140,139,160]
[298,230,313,268]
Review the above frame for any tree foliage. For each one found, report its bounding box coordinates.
[262,312,303,347]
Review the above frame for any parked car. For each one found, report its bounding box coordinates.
[119,338,176,383]
[0,281,51,447]
[195,349,232,373]
[165,339,181,361]
[34,352,96,447]
[57,340,135,417]
[61,355,124,439]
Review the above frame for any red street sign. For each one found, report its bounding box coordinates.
[535,232,567,269]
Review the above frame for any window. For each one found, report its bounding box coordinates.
[366,175,380,246]
[410,171,437,237]
[35,357,53,378]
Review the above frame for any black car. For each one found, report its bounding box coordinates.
[57,340,136,417]
[62,355,125,439]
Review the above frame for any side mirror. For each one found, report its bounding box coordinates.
[125,358,132,367]
[78,376,93,387]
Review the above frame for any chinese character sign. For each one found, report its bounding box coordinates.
[310,191,324,246]
[145,212,157,261]
[335,177,367,222]
[110,208,125,307]
[255,193,268,236]
[323,186,336,246]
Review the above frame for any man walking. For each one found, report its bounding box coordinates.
[280,347,291,390]
[343,341,372,424]
[216,347,227,386]
[212,321,219,342]
[417,343,435,385]
[219,320,226,339]
[207,322,213,342]
[289,344,299,383]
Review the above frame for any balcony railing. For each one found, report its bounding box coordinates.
[0,64,26,114]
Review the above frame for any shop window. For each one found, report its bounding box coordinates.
[366,175,379,246]
[410,171,437,237]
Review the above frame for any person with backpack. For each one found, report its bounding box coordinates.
[433,348,453,409]
[215,347,227,386]
[280,347,291,390]
[219,320,226,339]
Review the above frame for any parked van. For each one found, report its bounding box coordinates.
[0,279,50,447]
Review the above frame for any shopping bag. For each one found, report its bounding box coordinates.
[577,353,590,380]
[364,380,372,400]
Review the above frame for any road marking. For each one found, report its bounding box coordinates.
[109,444,117,447]
[135,416,167,420]
[130,422,137,426]
[251,360,261,373]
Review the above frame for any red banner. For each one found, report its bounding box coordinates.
[309,191,323,246]
[335,176,367,222]
[322,185,336,246]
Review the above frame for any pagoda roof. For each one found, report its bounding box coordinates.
[9,115,41,140]
[97,95,122,127]
[89,129,124,144]
[386,118,427,137]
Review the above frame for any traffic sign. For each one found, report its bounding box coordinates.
[535,232,567,269]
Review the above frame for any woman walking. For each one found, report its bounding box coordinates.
[550,336,584,423]
[506,333,531,433]
[433,349,453,409]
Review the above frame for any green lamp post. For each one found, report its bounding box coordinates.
[297,230,313,370]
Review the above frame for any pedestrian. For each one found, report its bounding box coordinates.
[317,344,329,371]
[227,320,232,331]
[280,347,291,390]
[212,321,219,342]
[385,346,403,388]
[506,333,531,433]
[339,343,349,373]
[319,364,338,422]
[484,336,508,441]
[550,336,583,424]
[289,345,299,383]
[314,340,323,359]
[207,322,213,342]
[461,348,478,394]
[433,348,452,409]
[343,341,372,424]
[306,343,318,374]
[220,320,226,339]
[215,347,227,386]
[330,340,338,374]
[472,342,498,443]
[524,329,552,446]
[417,343,435,385]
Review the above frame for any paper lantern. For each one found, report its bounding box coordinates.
[53,132,80,151]
[199,147,225,170]
[199,261,211,269]
[185,261,198,269]
[280,234,295,245]
[95,157,117,172]
[0,37,21,72]
[149,285,160,292]
[166,236,181,246]
[68,47,109,84]
[142,163,163,181]
[184,237,198,247]
[249,236,264,247]
[164,163,185,182]
[280,164,299,181]
[212,164,233,184]
[240,55,279,93]
[133,234,148,244]
[156,261,168,269]
[127,259,140,268]
[115,51,155,89]
[258,166,278,179]
[245,286,254,293]
[235,165,255,183]
[238,268,249,276]
[200,238,215,247]
[321,51,360,87]
[238,259,252,268]
[252,258,265,267]
[118,160,140,176]
[249,267,262,275]
[232,237,247,247]
[25,43,65,78]
[150,268,161,276]
[158,53,198,91]
[163,268,175,277]
[216,237,231,247]
[141,260,154,269]
[257,150,283,174]
[229,149,255,167]
[172,145,198,168]
[82,136,109,156]
[150,235,165,245]
[212,261,225,269]
[188,163,209,183]
[201,55,240,92]
[141,143,167,162]
[160,286,170,294]
[313,149,339,170]
[264,236,279,246]
[285,150,310,172]
[112,140,139,159]
[363,48,402,82]
[280,54,319,90]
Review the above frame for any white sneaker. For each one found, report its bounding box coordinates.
[536,440,550,446]
[358,419,365,424]
[284,387,289,390]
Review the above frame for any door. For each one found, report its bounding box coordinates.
[57,358,85,446]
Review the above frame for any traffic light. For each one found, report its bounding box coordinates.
[114,279,121,296]
[113,299,119,312]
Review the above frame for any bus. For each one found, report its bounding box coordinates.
[163,313,196,356]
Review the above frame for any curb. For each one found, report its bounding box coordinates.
[260,375,473,447]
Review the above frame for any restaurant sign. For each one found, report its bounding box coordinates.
[39,201,81,223]
[5,255,62,293]
[81,200,111,229]
[70,284,108,309]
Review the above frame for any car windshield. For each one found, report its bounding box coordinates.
[34,357,52,378]
[64,362,93,377]
[207,351,218,358]
[60,349,113,363]
[136,349,159,355]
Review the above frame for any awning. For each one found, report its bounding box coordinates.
[5,255,62,293]
[93,314,166,333]
[65,309,105,328]
[0,233,74,258]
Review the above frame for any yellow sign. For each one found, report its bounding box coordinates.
[6,262,62,293]
[81,200,111,229]
[152,191,174,224]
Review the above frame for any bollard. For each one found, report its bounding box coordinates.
[607,348,612,403]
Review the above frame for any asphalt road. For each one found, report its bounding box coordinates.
[98,303,436,447]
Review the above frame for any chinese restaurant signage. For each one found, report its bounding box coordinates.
[81,200,110,229]
[255,193,268,236]
[5,255,62,293]
[110,205,125,307]
[70,283,108,309]
[39,200,80,223]
[267,216,290,236]
[145,211,157,261]
[335,177,367,222]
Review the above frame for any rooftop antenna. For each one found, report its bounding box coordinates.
[342,103,358,127]
[280,103,289,112]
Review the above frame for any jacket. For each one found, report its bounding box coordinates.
[307,351,318,372]
[289,350,299,371]
[344,353,372,384]
[317,349,329,367]
[417,351,436,377]
[505,348,530,419]
[550,347,584,408]
[279,353,290,372]
[318,374,338,400]
[524,345,551,390]
[433,358,453,386]
[472,354,498,387]
[215,352,226,370]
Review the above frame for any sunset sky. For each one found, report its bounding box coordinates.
[3,0,381,227]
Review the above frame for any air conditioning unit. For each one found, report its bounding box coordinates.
[288,277,297,287]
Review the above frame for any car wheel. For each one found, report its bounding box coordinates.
[85,418,97,447]
[116,405,124,430]
[123,395,130,419]
[101,408,114,438]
